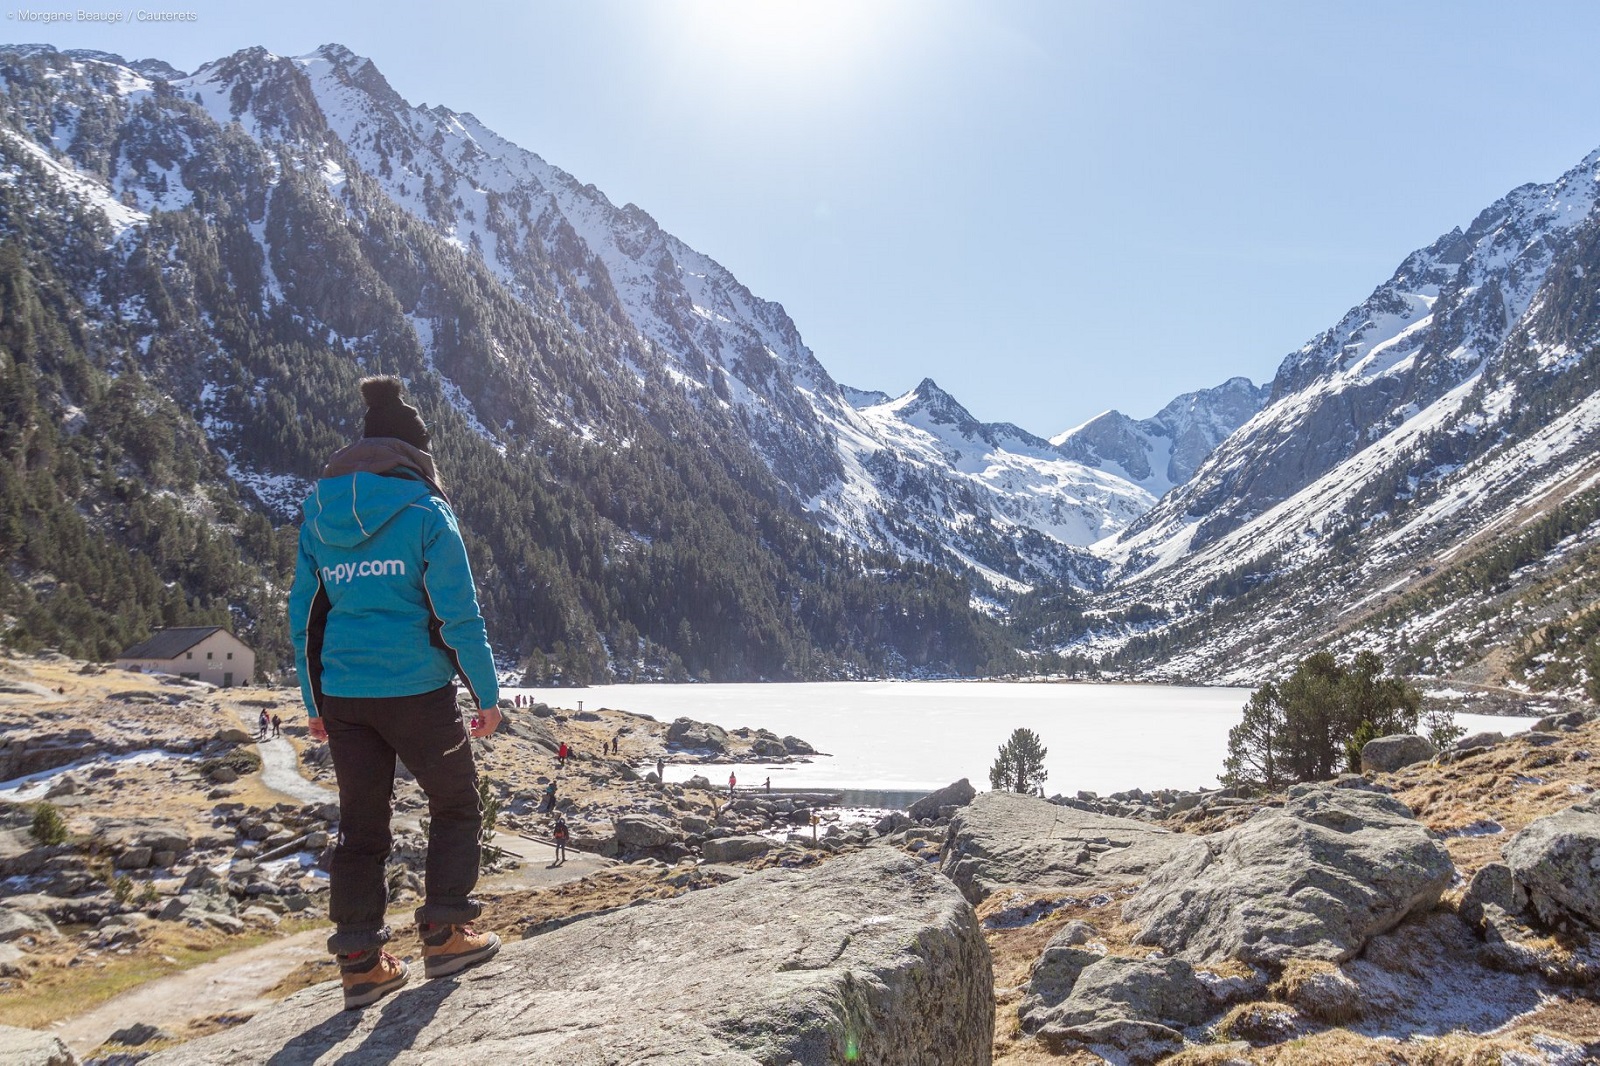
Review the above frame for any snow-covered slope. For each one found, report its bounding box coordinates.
[1071,145,1600,681]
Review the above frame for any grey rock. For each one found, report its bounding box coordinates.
[665,717,729,754]
[1033,955,1214,1030]
[1123,785,1453,966]
[908,778,976,823]
[875,811,913,836]
[1360,734,1437,774]
[0,906,56,942]
[940,791,1185,904]
[613,814,680,850]
[1532,710,1591,732]
[749,737,788,758]
[781,735,815,755]
[700,835,775,864]
[44,775,80,799]
[1458,862,1528,930]
[1503,795,1600,928]
[108,1022,174,1046]
[114,846,153,870]
[0,1025,76,1065]
[213,727,255,744]
[0,942,27,976]
[1454,731,1505,752]
[1017,943,1103,1029]
[1037,1019,1185,1065]
[145,849,992,1066]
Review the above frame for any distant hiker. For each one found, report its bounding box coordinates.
[258,709,270,740]
[656,756,665,782]
[271,713,282,738]
[540,779,558,814]
[290,374,502,1011]
[728,771,737,797]
[557,741,569,769]
[764,777,771,795]
[611,734,620,755]
[552,816,569,865]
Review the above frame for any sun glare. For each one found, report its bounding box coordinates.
[661,0,896,101]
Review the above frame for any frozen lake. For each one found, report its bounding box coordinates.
[509,681,1538,797]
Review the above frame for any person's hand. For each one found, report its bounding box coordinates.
[471,705,501,738]
[308,716,327,742]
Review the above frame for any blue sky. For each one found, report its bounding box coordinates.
[6,1,1600,434]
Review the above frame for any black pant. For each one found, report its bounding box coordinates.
[322,683,482,954]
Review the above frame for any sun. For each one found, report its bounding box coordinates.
[654,0,899,102]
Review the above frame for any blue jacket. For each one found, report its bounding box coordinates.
[289,470,499,716]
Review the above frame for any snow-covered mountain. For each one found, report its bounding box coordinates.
[1052,377,1269,498]
[15,41,1597,691]
[1071,146,1600,685]
[50,41,1229,592]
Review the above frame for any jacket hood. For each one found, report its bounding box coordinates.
[322,437,447,501]
[303,471,433,549]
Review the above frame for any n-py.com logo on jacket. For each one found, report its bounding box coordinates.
[321,559,407,585]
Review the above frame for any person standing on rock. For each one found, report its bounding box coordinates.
[258,708,270,740]
[540,779,558,814]
[728,771,737,797]
[557,740,568,769]
[290,375,503,1011]
[271,713,282,738]
[656,755,665,783]
[551,815,569,866]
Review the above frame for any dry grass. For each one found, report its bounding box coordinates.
[1269,960,1363,1025]
[1386,719,1600,882]
[0,919,320,1030]
[1213,1001,1301,1045]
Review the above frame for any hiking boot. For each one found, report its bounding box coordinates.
[339,948,408,1010]
[419,922,501,978]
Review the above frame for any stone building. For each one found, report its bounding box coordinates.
[114,626,255,688]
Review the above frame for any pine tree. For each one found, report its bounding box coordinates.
[989,727,1049,795]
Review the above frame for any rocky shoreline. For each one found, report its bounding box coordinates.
[3,653,1599,1064]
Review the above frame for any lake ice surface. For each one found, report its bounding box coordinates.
[509,681,1539,797]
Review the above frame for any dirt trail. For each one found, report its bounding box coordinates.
[51,928,327,1055]
[48,709,613,1056]
[233,706,336,806]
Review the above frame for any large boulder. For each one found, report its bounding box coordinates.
[700,835,775,864]
[909,778,977,823]
[613,814,681,850]
[1360,734,1436,774]
[145,849,993,1066]
[1122,785,1453,966]
[782,735,815,755]
[90,818,192,857]
[665,717,730,754]
[940,791,1185,904]
[1502,795,1600,928]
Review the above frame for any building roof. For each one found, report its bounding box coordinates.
[116,626,230,661]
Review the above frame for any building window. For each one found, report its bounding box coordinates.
[227,652,233,660]
[186,652,193,660]
[207,651,213,659]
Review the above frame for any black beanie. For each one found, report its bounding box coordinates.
[360,376,429,450]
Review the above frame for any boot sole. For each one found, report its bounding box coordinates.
[424,935,501,979]
[343,961,409,1010]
